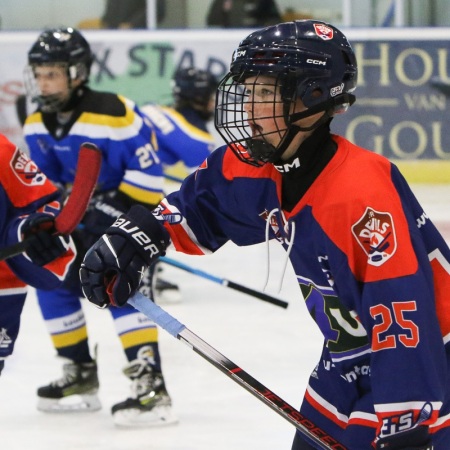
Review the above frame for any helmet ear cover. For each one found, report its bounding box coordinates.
[68,62,90,83]
[277,70,355,126]
[287,92,355,125]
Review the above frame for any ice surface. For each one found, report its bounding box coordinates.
[0,184,448,449]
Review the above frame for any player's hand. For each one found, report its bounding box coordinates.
[21,213,71,266]
[80,205,170,308]
[376,425,433,449]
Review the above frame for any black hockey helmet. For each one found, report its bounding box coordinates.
[28,27,93,81]
[215,20,358,166]
[25,27,93,112]
[172,67,219,119]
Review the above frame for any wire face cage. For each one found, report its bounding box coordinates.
[215,72,290,167]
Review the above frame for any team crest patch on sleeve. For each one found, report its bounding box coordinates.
[153,204,182,225]
[10,147,46,186]
[260,209,282,239]
[352,207,397,266]
[313,23,334,40]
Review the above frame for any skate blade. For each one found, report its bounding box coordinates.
[113,405,178,428]
[37,393,102,413]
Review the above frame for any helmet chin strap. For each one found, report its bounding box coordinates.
[247,108,331,164]
[289,93,355,124]
[246,93,355,165]
[36,84,85,114]
[246,125,301,164]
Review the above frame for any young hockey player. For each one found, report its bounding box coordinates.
[140,66,218,301]
[79,20,449,449]
[142,66,218,176]
[0,133,76,375]
[23,27,176,427]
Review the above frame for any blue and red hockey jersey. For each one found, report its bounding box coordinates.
[154,134,450,446]
[0,133,75,291]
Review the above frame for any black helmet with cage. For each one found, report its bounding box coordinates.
[215,20,358,166]
[25,27,93,113]
[172,67,219,120]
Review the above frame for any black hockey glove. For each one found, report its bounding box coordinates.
[21,213,70,267]
[80,205,170,308]
[376,426,433,450]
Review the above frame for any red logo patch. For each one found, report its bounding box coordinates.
[313,23,334,41]
[10,147,46,186]
[259,209,290,244]
[352,207,397,266]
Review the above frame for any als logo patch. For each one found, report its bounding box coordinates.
[313,23,334,41]
[352,207,397,266]
[10,147,46,186]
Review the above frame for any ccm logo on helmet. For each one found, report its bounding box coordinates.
[234,50,246,60]
[306,59,326,66]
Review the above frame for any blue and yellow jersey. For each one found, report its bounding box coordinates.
[140,104,215,177]
[24,88,164,207]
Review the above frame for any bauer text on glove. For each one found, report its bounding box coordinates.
[79,204,170,308]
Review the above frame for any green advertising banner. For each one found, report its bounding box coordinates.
[0,28,449,182]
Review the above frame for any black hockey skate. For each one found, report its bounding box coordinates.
[37,360,101,412]
[111,359,177,427]
[154,277,182,303]
[152,262,182,304]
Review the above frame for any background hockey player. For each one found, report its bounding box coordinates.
[79,20,450,449]
[140,66,219,302]
[23,27,176,427]
[0,133,76,376]
[142,66,218,177]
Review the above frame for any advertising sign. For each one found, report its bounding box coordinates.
[332,38,450,162]
[0,28,448,181]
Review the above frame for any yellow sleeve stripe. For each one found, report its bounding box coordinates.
[119,182,164,205]
[23,112,47,134]
[25,97,138,128]
[24,107,145,142]
[24,111,43,124]
[161,106,214,142]
[78,100,136,128]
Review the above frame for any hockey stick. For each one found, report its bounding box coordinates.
[0,142,102,261]
[159,256,288,309]
[128,292,346,450]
